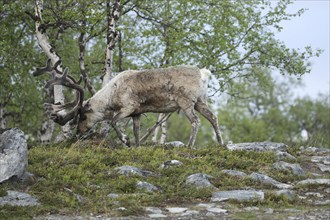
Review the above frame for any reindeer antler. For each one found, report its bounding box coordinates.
[34,60,85,126]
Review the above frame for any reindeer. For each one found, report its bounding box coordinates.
[34,60,224,147]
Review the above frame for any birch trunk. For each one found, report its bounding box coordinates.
[35,0,71,141]
[102,0,120,87]
[0,108,6,129]
[79,32,96,96]
[99,0,121,137]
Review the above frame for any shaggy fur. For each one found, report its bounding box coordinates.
[78,65,223,147]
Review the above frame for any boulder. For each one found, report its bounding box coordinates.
[311,156,330,172]
[273,161,305,176]
[316,163,330,172]
[115,165,155,177]
[0,128,28,183]
[311,156,330,164]
[303,147,330,153]
[160,160,183,169]
[226,142,287,152]
[275,189,296,201]
[276,151,297,161]
[221,169,247,178]
[296,179,330,186]
[249,172,292,189]
[164,141,185,147]
[186,173,216,189]
[0,190,40,206]
[136,181,160,192]
[211,189,264,202]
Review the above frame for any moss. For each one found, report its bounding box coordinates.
[0,141,318,218]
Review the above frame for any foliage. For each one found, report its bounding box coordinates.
[0,0,44,137]
[0,0,325,143]
[218,68,329,148]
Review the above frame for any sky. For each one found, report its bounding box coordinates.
[275,0,330,99]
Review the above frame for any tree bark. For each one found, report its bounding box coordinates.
[102,0,121,87]
[0,107,6,129]
[99,0,121,137]
[142,113,171,144]
[35,0,71,141]
[78,31,96,96]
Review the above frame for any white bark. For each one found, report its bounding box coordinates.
[151,113,169,144]
[102,0,121,88]
[152,123,160,144]
[35,0,71,141]
[0,108,6,129]
[160,119,167,144]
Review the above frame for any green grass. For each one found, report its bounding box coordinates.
[0,140,314,219]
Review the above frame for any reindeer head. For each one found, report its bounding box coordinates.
[33,59,93,136]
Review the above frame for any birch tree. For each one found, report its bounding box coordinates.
[101,0,121,87]
[34,0,74,141]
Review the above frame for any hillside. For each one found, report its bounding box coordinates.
[1,140,329,219]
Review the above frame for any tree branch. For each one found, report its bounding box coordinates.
[140,113,172,144]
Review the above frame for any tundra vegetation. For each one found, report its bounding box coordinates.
[0,0,329,219]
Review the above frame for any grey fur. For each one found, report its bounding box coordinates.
[78,65,224,147]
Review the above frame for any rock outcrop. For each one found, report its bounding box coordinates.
[0,128,28,183]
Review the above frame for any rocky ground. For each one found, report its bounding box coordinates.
[0,129,329,219]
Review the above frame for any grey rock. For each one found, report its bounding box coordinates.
[276,151,297,161]
[265,208,274,214]
[107,193,120,198]
[211,189,264,202]
[185,173,216,189]
[160,160,183,169]
[0,190,40,206]
[206,207,228,213]
[304,147,330,153]
[136,181,160,192]
[148,213,168,218]
[196,203,216,209]
[33,215,84,220]
[296,179,330,186]
[115,165,155,177]
[314,200,330,206]
[164,141,185,147]
[221,169,247,178]
[0,128,28,183]
[305,192,323,197]
[249,172,293,189]
[273,161,305,176]
[180,210,200,216]
[226,142,287,152]
[205,212,216,217]
[166,207,188,213]
[276,189,296,201]
[145,207,163,214]
[116,207,127,211]
[316,163,330,172]
[244,206,259,211]
[311,156,330,165]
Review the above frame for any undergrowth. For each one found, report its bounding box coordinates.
[0,140,308,219]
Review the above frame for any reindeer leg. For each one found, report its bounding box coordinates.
[195,102,224,146]
[132,115,141,147]
[111,113,130,147]
[180,104,200,148]
[111,110,133,146]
